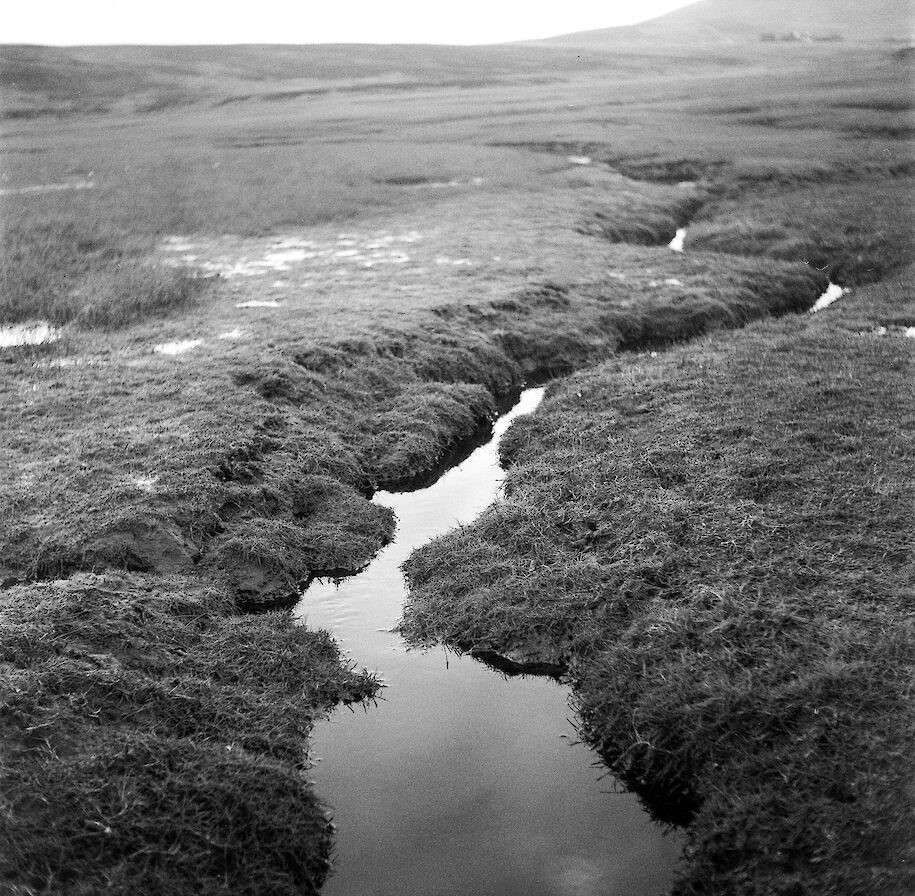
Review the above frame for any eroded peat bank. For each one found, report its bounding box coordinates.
[2,13,914,896]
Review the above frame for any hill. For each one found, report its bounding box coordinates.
[543,0,915,47]
[0,37,746,120]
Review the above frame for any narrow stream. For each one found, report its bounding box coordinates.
[668,228,686,252]
[295,388,682,895]
[810,282,848,313]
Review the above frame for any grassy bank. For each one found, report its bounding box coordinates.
[401,273,915,894]
[0,573,377,895]
[0,245,827,597]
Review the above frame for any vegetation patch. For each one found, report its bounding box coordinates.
[0,220,206,328]
[0,211,826,892]
[578,189,705,246]
[401,276,915,894]
[686,175,915,285]
[0,573,378,895]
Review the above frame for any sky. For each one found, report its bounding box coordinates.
[4,1,701,46]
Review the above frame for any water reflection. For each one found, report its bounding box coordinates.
[295,388,681,895]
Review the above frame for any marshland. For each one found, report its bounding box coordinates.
[1,1,913,894]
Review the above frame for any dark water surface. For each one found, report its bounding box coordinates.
[295,389,682,895]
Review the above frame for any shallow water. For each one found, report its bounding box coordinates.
[165,230,424,279]
[295,389,682,895]
[810,282,847,313]
[153,338,202,355]
[668,228,686,252]
[0,179,94,196]
[0,322,60,348]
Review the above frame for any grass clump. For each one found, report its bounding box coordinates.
[71,261,205,329]
[579,188,705,246]
[0,573,378,895]
[401,277,915,895]
[0,218,206,328]
[210,486,396,609]
[687,176,915,286]
[367,381,497,487]
[3,737,334,896]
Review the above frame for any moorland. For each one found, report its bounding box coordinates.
[1,1,913,893]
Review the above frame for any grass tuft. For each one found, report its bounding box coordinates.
[0,573,379,895]
[0,219,207,328]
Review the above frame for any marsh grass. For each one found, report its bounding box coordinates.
[0,192,832,892]
[2,32,913,896]
[401,275,915,895]
[687,175,915,286]
[0,573,377,895]
[578,189,705,246]
[0,219,206,327]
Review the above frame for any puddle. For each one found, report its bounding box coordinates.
[0,322,60,348]
[218,328,244,340]
[567,156,592,165]
[296,388,681,895]
[153,339,202,355]
[235,300,281,308]
[166,231,424,279]
[134,476,158,492]
[161,238,197,252]
[0,180,94,196]
[868,325,915,338]
[810,282,847,313]
[668,228,687,252]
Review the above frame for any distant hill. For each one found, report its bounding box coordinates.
[2,1,910,120]
[0,37,749,120]
[0,42,630,118]
[543,0,915,47]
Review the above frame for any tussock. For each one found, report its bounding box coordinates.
[0,573,378,895]
[0,221,206,328]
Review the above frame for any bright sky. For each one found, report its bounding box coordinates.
[5,1,701,46]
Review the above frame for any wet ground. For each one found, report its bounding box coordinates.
[295,389,682,895]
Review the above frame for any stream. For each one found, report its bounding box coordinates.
[295,388,682,895]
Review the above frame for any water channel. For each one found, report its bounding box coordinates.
[295,388,682,895]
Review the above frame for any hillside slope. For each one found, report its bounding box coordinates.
[544,0,914,46]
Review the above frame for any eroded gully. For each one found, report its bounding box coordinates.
[295,388,683,895]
